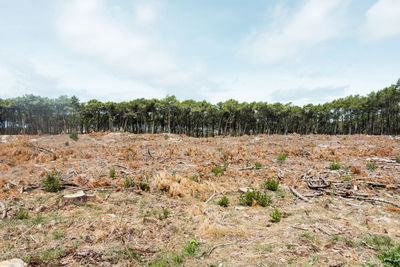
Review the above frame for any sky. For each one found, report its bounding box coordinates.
[0,0,399,106]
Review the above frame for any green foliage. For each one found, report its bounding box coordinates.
[363,234,395,249]
[42,172,61,192]
[32,214,45,225]
[343,175,351,182]
[40,248,64,263]
[396,157,400,164]
[64,141,69,146]
[109,167,116,178]
[69,131,78,141]
[270,208,281,223]
[217,195,229,207]
[277,153,288,162]
[15,209,29,220]
[212,162,228,176]
[263,177,279,191]
[124,177,134,188]
[159,208,170,220]
[366,161,377,171]
[183,238,199,256]
[378,246,400,266]
[188,175,199,183]
[239,187,271,207]
[164,134,169,140]
[139,182,150,191]
[330,161,341,170]
[255,162,262,169]
[302,231,315,240]
[52,230,65,240]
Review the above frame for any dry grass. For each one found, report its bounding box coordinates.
[0,133,400,266]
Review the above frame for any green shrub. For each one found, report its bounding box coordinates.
[15,209,29,220]
[396,157,400,163]
[366,161,377,171]
[64,141,69,146]
[270,208,281,223]
[69,131,78,141]
[139,182,150,191]
[263,177,279,191]
[183,238,199,256]
[330,161,341,170]
[188,175,199,183]
[42,172,61,192]
[378,246,400,266]
[255,162,262,169]
[217,196,229,207]
[109,167,116,178]
[239,187,271,207]
[124,177,135,188]
[212,162,228,176]
[343,175,351,182]
[277,153,288,162]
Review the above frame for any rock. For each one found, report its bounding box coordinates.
[63,190,94,205]
[238,187,253,193]
[0,258,26,267]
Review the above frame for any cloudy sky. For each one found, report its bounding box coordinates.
[0,0,399,105]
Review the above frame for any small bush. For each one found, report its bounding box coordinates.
[64,141,69,146]
[378,246,400,266]
[109,167,116,178]
[277,153,288,162]
[164,134,169,140]
[396,157,400,163]
[255,162,262,169]
[263,177,279,191]
[32,214,45,225]
[42,172,61,192]
[15,209,29,220]
[212,162,228,176]
[330,161,341,170]
[239,187,271,207]
[124,177,135,188]
[366,161,377,171]
[183,238,199,256]
[343,175,351,182]
[188,175,199,183]
[139,182,150,191]
[270,208,281,223]
[69,131,78,141]
[217,196,229,207]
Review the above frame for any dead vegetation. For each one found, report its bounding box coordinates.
[1,133,400,266]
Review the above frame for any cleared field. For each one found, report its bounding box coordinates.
[1,133,400,266]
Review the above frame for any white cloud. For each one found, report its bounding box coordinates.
[363,0,400,41]
[56,0,187,84]
[135,4,157,25]
[238,0,346,64]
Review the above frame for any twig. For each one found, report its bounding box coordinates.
[0,200,7,219]
[347,196,400,208]
[201,243,232,257]
[147,148,154,159]
[289,186,310,202]
[205,190,225,203]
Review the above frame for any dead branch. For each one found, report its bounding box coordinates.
[0,200,6,219]
[201,242,232,257]
[289,186,310,202]
[205,190,225,203]
[147,148,154,159]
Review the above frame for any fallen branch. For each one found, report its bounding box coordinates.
[205,190,225,203]
[201,243,232,257]
[289,186,310,202]
[0,200,6,219]
[147,148,154,159]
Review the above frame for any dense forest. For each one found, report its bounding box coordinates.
[1,79,399,136]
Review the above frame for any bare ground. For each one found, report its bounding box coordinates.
[0,133,400,266]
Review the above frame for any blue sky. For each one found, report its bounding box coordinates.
[0,0,399,105]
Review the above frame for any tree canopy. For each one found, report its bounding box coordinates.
[1,79,400,136]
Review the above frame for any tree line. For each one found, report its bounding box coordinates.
[1,79,399,136]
